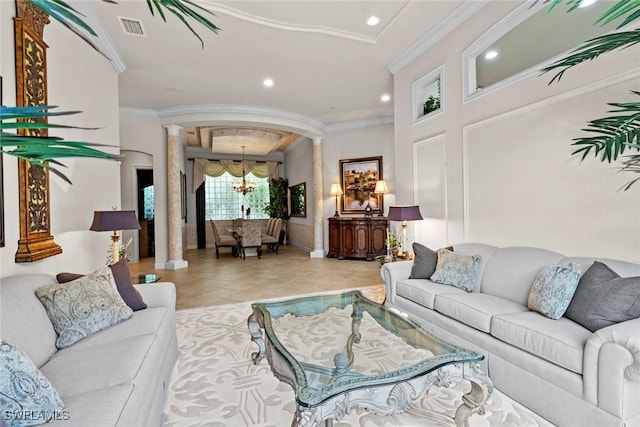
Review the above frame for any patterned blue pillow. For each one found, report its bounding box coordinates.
[429,249,483,292]
[0,341,64,426]
[36,266,133,348]
[528,262,581,320]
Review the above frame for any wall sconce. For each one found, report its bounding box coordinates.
[373,180,388,217]
[90,210,141,264]
[329,184,343,217]
[386,205,423,256]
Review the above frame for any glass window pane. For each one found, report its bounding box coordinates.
[205,172,270,220]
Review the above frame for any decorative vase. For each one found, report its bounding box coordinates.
[391,247,400,258]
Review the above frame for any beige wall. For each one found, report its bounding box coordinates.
[0,2,121,277]
[284,138,313,250]
[393,1,640,261]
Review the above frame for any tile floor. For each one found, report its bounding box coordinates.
[128,245,385,310]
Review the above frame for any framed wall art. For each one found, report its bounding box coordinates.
[339,156,382,215]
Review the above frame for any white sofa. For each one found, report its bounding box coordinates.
[0,273,178,427]
[381,243,640,427]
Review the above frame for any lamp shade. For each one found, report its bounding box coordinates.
[386,205,423,222]
[329,184,343,196]
[90,210,141,232]
[374,180,388,194]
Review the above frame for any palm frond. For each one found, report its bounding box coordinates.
[146,0,221,48]
[540,30,640,83]
[0,106,122,183]
[569,91,640,162]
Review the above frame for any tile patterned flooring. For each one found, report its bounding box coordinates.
[128,245,385,310]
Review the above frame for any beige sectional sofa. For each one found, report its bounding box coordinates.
[0,273,178,426]
[381,243,640,427]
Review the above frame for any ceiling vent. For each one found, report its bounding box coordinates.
[118,17,146,37]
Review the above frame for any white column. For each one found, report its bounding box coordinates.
[164,124,188,270]
[310,137,325,258]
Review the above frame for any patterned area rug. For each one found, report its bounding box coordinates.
[163,286,554,426]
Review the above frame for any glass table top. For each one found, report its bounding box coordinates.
[250,290,483,407]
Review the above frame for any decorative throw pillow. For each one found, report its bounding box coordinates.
[56,259,147,311]
[409,243,438,279]
[565,261,640,332]
[0,341,64,426]
[36,267,133,348]
[429,249,483,292]
[528,262,581,320]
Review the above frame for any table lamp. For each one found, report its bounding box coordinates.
[329,184,343,217]
[386,205,423,256]
[90,210,141,263]
[373,180,388,216]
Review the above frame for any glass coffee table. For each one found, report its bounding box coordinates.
[247,290,493,427]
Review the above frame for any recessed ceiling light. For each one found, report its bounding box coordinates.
[380,94,391,102]
[263,78,274,88]
[367,16,380,26]
[484,50,498,60]
[578,0,597,7]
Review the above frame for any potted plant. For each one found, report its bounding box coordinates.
[385,229,401,258]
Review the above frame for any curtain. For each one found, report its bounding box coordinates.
[193,158,279,191]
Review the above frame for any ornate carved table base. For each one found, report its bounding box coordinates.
[248,311,493,427]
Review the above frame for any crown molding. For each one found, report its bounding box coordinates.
[71,1,127,73]
[204,3,376,44]
[120,104,394,135]
[387,0,488,74]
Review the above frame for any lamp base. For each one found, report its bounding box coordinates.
[333,211,340,217]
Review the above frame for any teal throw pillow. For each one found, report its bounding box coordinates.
[36,266,133,349]
[528,262,581,320]
[0,341,64,426]
[429,249,483,292]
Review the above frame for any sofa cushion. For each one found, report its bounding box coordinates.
[492,311,591,374]
[565,261,640,332]
[41,334,156,398]
[430,249,483,292]
[396,279,466,309]
[480,247,565,305]
[36,267,133,349]
[528,262,581,319]
[408,243,438,279]
[56,260,147,311]
[0,274,58,368]
[0,341,64,426]
[434,293,528,333]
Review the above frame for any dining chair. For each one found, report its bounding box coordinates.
[261,218,283,254]
[210,220,237,258]
[239,220,262,259]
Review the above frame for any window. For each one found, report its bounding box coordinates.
[412,65,443,124]
[204,172,270,220]
[143,185,154,220]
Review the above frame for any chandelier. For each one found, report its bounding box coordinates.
[232,146,257,195]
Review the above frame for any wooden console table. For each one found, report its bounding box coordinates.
[328,217,388,261]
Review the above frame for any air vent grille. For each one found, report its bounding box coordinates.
[118,17,146,37]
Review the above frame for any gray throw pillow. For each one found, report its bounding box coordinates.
[409,243,438,279]
[565,261,640,332]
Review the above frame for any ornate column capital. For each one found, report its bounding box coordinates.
[164,124,183,137]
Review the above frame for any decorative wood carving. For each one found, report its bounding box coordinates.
[14,0,62,262]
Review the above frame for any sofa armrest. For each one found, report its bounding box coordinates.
[380,261,413,305]
[134,282,176,309]
[583,317,640,418]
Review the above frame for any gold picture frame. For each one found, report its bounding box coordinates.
[339,156,382,215]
